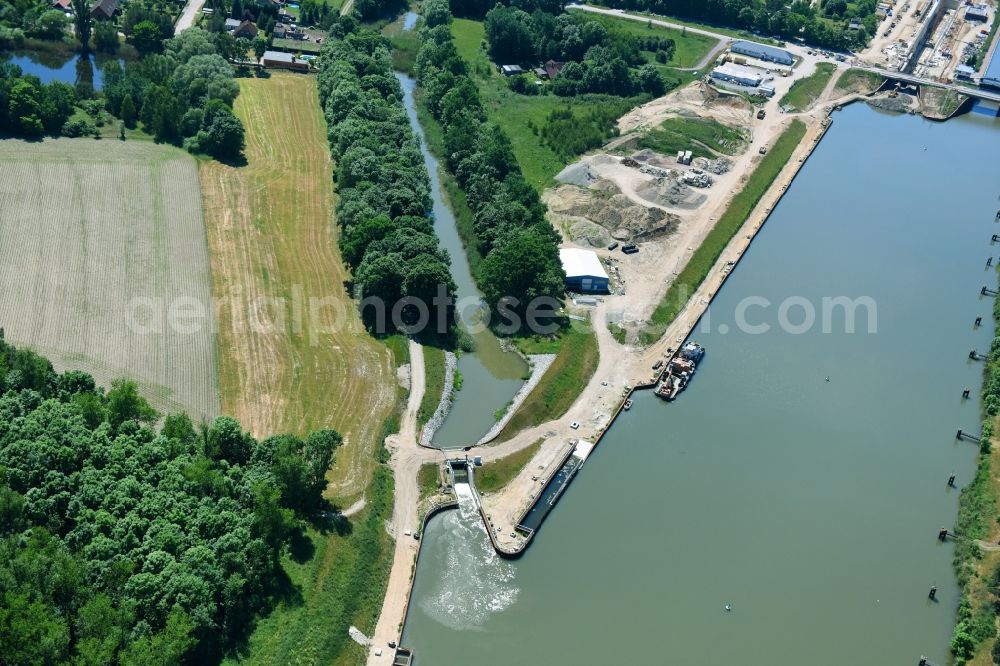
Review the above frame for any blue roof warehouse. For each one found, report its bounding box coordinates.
[731,40,795,66]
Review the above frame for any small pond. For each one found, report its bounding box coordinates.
[1,49,124,91]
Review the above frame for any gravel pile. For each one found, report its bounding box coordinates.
[556,162,599,187]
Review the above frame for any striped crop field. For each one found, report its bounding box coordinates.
[0,138,219,419]
[200,73,400,503]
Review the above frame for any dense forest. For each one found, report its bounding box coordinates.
[0,334,341,663]
[417,0,566,326]
[452,0,877,52]
[0,25,244,160]
[317,27,457,333]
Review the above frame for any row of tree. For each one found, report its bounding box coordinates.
[417,1,565,322]
[0,334,341,664]
[317,29,456,331]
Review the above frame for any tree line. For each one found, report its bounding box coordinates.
[317,27,457,332]
[0,334,342,664]
[417,0,565,323]
[597,0,876,51]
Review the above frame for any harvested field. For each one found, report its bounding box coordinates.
[200,73,398,503]
[0,138,219,418]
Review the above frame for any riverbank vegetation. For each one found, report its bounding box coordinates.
[0,337,346,663]
[833,68,885,96]
[780,62,836,112]
[498,321,599,439]
[951,287,1000,664]
[317,28,457,331]
[640,119,807,345]
[414,8,566,324]
[474,439,545,493]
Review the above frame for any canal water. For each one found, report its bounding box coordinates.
[1,50,121,91]
[396,72,527,448]
[402,103,1000,664]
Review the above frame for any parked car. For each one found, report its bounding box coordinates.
[607,241,619,251]
[759,146,768,155]
[757,109,766,119]
[622,244,639,254]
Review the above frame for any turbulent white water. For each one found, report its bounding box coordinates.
[454,482,477,518]
[418,484,519,629]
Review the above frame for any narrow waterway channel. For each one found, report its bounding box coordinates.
[395,72,527,448]
[402,103,1000,664]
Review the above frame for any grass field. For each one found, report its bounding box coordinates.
[204,73,401,666]
[418,462,441,502]
[498,321,599,440]
[474,438,545,494]
[573,12,719,68]
[639,119,807,345]
[418,345,446,425]
[780,62,837,111]
[0,138,219,418]
[638,116,747,159]
[201,73,399,504]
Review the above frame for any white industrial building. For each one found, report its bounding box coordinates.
[731,40,794,66]
[560,248,610,294]
[711,63,764,87]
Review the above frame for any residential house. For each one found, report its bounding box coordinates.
[261,50,310,71]
[90,0,118,20]
[233,20,258,39]
[543,59,564,79]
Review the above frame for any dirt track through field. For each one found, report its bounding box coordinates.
[0,138,219,418]
[200,73,397,501]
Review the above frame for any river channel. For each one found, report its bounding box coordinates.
[401,103,1000,664]
[396,72,527,449]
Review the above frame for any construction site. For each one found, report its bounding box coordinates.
[860,0,998,83]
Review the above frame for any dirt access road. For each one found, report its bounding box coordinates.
[369,339,436,665]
